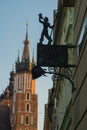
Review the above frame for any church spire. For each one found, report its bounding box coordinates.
[22,22,30,61]
[32,50,35,66]
[26,22,28,41]
[17,50,20,63]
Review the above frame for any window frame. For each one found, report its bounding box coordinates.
[77,16,87,55]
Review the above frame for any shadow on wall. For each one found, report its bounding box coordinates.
[0,104,11,130]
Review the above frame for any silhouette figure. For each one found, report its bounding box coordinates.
[38,13,54,45]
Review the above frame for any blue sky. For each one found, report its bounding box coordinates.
[0,0,57,129]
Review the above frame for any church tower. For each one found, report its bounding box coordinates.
[13,24,38,130]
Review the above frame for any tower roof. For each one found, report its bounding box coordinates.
[22,23,30,62]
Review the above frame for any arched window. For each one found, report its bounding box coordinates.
[26,116,28,125]
[27,93,29,100]
[27,104,29,111]
[28,75,30,88]
[19,74,23,89]
[20,114,24,124]
[25,128,29,130]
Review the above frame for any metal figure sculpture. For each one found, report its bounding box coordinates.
[38,13,54,45]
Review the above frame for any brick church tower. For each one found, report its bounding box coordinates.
[12,23,38,130]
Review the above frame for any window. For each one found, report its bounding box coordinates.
[27,104,29,111]
[19,74,23,89]
[20,114,24,124]
[26,116,29,125]
[27,93,29,100]
[28,75,30,88]
[77,16,87,55]
[25,128,29,130]
[14,75,18,89]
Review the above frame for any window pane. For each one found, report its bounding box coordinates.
[26,116,28,124]
[27,104,29,111]
[27,93,29,100]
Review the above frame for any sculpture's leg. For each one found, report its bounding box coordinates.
[45,33,52,45]
[39,32,44,44]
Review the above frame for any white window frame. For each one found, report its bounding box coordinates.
[77,16,87,55]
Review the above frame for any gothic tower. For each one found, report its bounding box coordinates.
[13,24,38,130]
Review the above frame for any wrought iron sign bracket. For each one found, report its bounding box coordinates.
[32,66,76,93]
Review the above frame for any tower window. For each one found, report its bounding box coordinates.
[20,114,24,124]
[27,104,29,111]
[19,74,23,89]
[26,116,29,125]
[25,128,29,130]
[27,93,29,100]
[28,75,30,88]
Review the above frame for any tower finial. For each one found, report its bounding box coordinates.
[32,49,35,66]
[26,19,28,40]
[17,50,20,62]
[12,64,14,71]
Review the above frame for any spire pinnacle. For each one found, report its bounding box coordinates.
[17,50,20,63]
[26,20,28,40]
[22,22,30,61]
[24,20,29,44]
[32,50,35,66]
[12,64,14,71]
[32,50,34,63]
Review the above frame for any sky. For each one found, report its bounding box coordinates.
[0,0,57,130]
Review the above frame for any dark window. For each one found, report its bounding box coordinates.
[27,104,29,111]
[27,93,29,100]
[26,116,28,124]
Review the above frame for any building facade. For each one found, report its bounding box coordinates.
[46,0,75,130]
[44,0,87,130]
[72,0,87,129]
